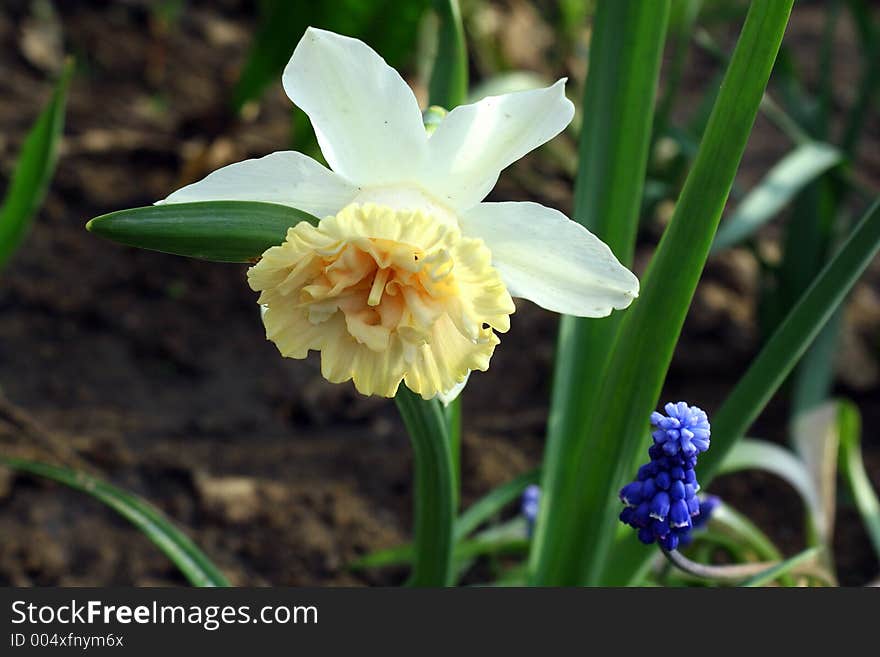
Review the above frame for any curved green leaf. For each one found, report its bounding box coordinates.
[712,142,843,252]
[0,59,74,269]
[719,438,825,536]
[837,400,880,561]
[0,457,229,587]
[86,201,318,263]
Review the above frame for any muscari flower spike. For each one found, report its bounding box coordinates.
[619,403,714,551]
[159,28,639,402]
[521,484,541,537]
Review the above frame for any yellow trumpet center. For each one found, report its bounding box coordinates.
[248,203,515,398]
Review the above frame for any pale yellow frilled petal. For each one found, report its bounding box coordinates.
[248,203,515,399]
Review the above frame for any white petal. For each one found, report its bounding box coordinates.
[283,27,428,187]
[161,151,357,218]
[421,80,574,211]
[459,202,639,317]
[435,372,471,406]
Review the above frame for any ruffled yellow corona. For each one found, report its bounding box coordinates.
[248,204,515,399]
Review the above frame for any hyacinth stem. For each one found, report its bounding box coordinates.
[395,388,456,587]
[660,548,777,582]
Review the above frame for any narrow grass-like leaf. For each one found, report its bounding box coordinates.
[532,0,671,587]
[740,546,822,587]
[0,457,229,587]
[86,201,318,263]
[533,1,794,586]
[428,0,467,109]
[456,467,540,540]
[837,400,880,561]
[348,518,529,573]
[711,142,842,252]
[394,388,455,587]
[347,467,538,571]
[0,59,73,269]
[701,197,880,481]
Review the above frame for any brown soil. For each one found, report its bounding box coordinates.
[0,1,878,586]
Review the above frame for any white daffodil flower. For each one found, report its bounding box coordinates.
[160,27,639,400]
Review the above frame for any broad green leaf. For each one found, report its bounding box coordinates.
[0,59,74,269]
[740,546,823,587]
[86,201,318,263]
[533,1,794,586]
[394,388,455,587]
[428,0,467,109]
[0,457,229,587]
[711,142,842,252]
[837,400,880,561]
[532,0,671,587]
[701,197,880,481]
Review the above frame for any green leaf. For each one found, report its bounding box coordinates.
[349,519,528,573]
[719,437,827,541]
[533,0,794,586]
[701,197,880,481]
[428,0,467,109]
[86,201,318,263]
[837,400,880,561]
[347,467,538,571]
[0,59,74,269]
[456,467,540,540]
[0,457,229,587]
[740,546,822,587]
[394,388,455,587]
[532,0,672,587]
[711,142,843,252]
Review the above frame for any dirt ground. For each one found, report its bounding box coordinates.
[1,1,878,586]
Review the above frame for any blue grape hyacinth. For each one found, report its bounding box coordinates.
[522,484,541,537]
[619,402,714,550]
[650,401,711,457]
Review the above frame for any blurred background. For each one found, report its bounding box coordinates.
[0,0,878,585]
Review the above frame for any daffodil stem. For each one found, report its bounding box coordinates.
[660,548,777,582]
[395,388,456,587]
